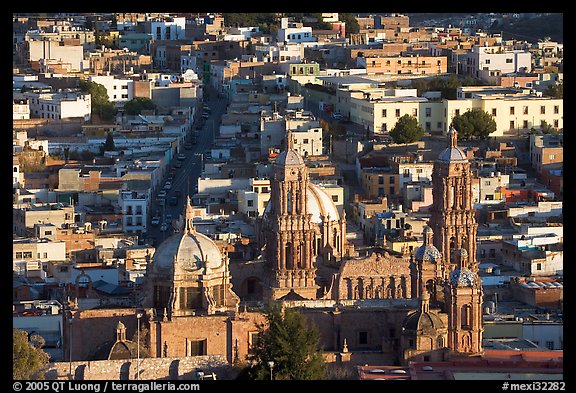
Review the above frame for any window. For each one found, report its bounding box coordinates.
[395,109,400,117]
[390,187,395,194]
[382,123,387,132]
[262,187,269,193]
[187,339,207,356]
[15,252,23,259]
[536,263,542,271]
[23,252,32,259]
[540,106,546,114]
[523,120,528,129]
[523,106,528,115]
[492,108,497,116]
[331,195,338,202]
[506,58,513,63]
[554,105,559,114]
[510,107,515,115]
[546,341,554,350]
[382,109,387,117]
[510,120,515,129]
[358,331,368,345]
[485,59,490,64]
[425,122,431,131]
[378,176,384,184]
[389,176,395,184]
[303,139,309,144]
[412,108,417,116]
[455,109,460,116]
[425,108,431,117]
[553,119,559,128]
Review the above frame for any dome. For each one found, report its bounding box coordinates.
[450,268,476,287]
[152,230,224,273]
[414,245,442,262]
[438,126,468,163]
[403,309,445,333]
[437,146,468,163]
[263,183,340,224]
[275,150,305,166]
[307,184,340,223]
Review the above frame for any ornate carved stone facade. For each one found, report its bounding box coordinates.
[335,251,411,300]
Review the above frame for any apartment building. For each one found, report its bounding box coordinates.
[17,39,85,72]
[13,98,30,120]
[358,54,447,76]
[89,75,134,105]
[466,45,532,81]
[24,90,91,121]
[277,18,315,44]
[529,133,563,175]
[119,190,150,236]
[237,178,271,218]
[13,203,75,237]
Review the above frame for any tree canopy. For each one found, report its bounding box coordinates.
[123,97,156,116]
[543,82,562,99]
[13,329,50,380]
[78,79,117,121]
[241,303,326,380]
[451,109,497,140]
[390,114,425,144]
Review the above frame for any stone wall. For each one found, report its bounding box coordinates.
[45,355,236,380]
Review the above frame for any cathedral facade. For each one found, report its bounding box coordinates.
[66,128,484,369]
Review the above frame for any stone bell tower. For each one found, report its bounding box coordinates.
[262,131,319,300]
[429,127,483,356]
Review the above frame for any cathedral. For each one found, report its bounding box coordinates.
[67,127,484,367]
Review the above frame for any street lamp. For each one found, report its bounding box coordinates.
[136,311,143,380]
[68,317,73,380]
[267,360,275,380]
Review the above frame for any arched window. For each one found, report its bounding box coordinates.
[285,242,293,269]
[461,304,472,329]
[437,336,444,348]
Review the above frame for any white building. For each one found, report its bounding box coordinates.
[237,178,271,218]
[119,189,150,236]
[89,75,134,105]
[24,90,91,121]
[13,98,30,119]
[149,17,186,41]
[467,45,532,81]
[277,18,315,44]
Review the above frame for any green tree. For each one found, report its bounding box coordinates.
[78,79,118,121]
[123,97,156,116]
[451,109,497,140]
[338,13,360,35]
[390,114,424,145]
[13,329,50,380]
[243,303,326,380]
[543,82,563,99]
[101,132,115,153]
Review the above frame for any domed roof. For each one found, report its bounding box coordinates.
[437,126,468,163]
[152,230,224,273]
[403,292,444,335]
[152,196,224,274]
[449,268,476,287]
[275,149,305,166]
[263,183,340,224]
[438,147,468,163]
[415,245,442,262]
[307,184,340,223]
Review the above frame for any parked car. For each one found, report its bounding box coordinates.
[160,223,168,232]
[158,190,167,199]
[178,153,186,161]
[164,181,172,190]
[151,217,160,226]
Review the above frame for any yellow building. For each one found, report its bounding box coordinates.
[337,86,563,137]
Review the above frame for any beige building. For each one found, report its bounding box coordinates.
[237,178,271,218]
[13,203,75,237]
[358,55,447,76]
[335,85,563,137]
